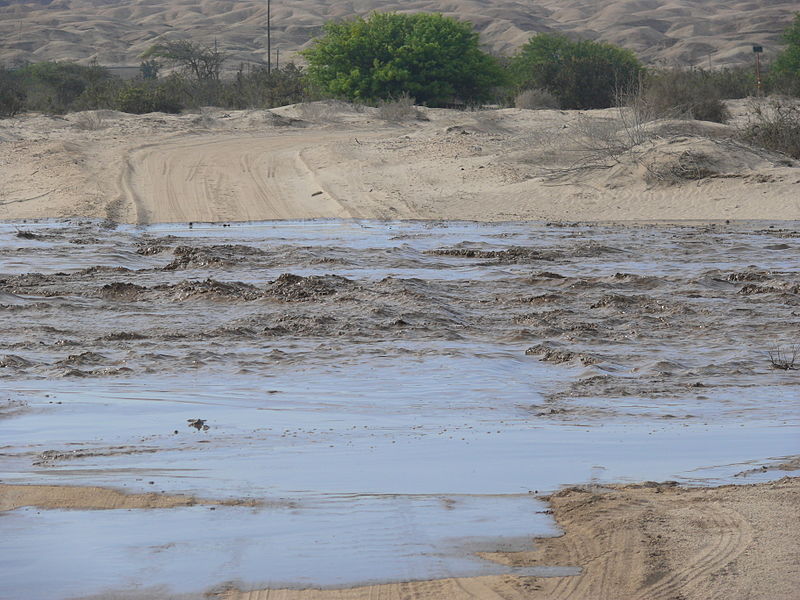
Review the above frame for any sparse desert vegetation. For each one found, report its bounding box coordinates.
[1,6,799,600]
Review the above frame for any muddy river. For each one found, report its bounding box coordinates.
[1,219,798,599]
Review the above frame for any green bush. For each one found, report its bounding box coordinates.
[14,61,116,113]
[0,67,25,117]
[509,33,642,109]
[769,13,800,96]
[302,12,505,107]
[115,82,183,114]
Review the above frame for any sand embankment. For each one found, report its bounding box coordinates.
[220,477,800,600]
[1,100,798,224]
[0,483,261,511]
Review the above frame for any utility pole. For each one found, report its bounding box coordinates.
[753,45,763,96]
[267,0,272,74]
[276,48,280,70]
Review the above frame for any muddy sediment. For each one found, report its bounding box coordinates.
[1,220,797,409]
[1,219,798,599]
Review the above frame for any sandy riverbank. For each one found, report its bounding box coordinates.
[1,100,798,224]
[0,483,261,511]
[217,477,800,600]
[2,476,796,599]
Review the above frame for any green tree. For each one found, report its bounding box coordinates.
[14,61,116,113]
[301,12,504,106]
[769,13,800,95]
[510,34,642,109]
[142,40,226,82]
[0,67,26,117]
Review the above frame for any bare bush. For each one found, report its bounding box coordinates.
[190,106,217,128]
[72,111,106,130]
[553,106,659,174]
[377,93,424,122]
[738,98,800,159]
[515,88,560,110]
[641,148,717,183]
[634,69,731,123]
[767,345,798,370]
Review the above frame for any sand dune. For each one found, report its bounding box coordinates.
[0,0,797,70]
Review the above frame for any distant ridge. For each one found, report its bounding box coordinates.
[0,0,796,68]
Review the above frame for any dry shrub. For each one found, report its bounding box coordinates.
[377,93,424,122]
[642,149,717,184]
[515,88,560,110]
[296,100,366,122]
[767,345,798,370]
[190,106,217,128]
[635,69,731,123]
[738,98,800,159]
[72,111,106,130]
[558,107,658,171]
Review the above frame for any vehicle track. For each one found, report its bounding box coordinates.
[117,131,387,224]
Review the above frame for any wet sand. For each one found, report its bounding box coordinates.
[1,219,798,599]
[0,483,260,511]
[220,477,800,600]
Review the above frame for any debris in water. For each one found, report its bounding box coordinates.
[187,418,209,431]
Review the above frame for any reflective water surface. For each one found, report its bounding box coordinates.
[1,219,798,599]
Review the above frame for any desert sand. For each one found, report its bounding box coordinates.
[220,477,800,600]
[1,99,799,224]
[1,0,797,69]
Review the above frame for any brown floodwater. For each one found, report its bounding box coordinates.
[1,219,798,599]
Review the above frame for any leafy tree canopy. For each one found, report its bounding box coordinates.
[769,13,800,94]
[510,33,642,109]
[301,12,504,106]
[142,40,226,82]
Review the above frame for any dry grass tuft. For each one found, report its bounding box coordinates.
[515,88,560,110]
[377,93,425,122]
[72,111,106,130]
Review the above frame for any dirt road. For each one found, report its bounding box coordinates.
[4,102,799,224]
[117,130,395,224]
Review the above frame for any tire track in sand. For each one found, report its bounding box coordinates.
[634,504,752,600]
[117,131,387,224]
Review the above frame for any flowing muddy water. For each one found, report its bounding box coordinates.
[1,219,798,599]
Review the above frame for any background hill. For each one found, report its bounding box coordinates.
[0,0,796,70]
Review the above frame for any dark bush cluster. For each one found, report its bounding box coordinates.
[738,99,800,159]
[0,67,25,116]
[0,59,309,116]
[509,33,643,110]
[1,11,799,119]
